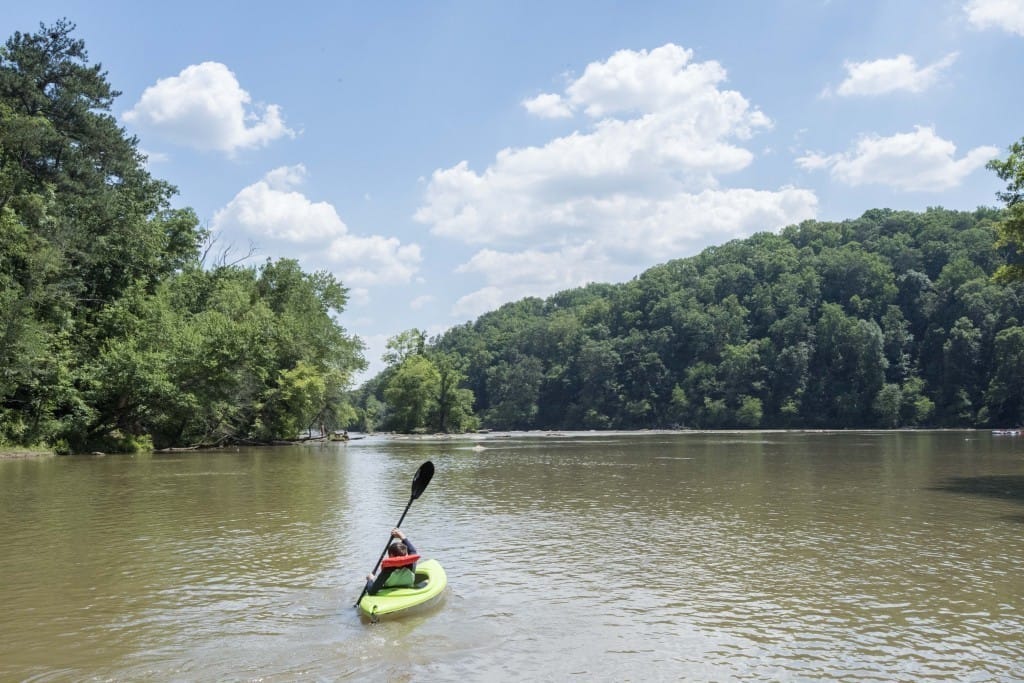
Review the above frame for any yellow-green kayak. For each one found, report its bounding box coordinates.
[358,558,447,618]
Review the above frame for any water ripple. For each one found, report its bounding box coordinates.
[3,434,1024,680]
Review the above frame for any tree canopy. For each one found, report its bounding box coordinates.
[353,205,1024,432]
[988,137,1024,283]
[5,22,1023,444]
[0,22,364,452]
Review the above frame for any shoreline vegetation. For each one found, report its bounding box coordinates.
[3,23,1023,454]
[3,426,1015,460]
[1,23,365,456]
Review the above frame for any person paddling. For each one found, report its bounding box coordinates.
[364,528,420,595]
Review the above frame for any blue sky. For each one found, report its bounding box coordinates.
[6,1,1024,382]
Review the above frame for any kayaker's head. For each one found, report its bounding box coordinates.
[387,540,409,557]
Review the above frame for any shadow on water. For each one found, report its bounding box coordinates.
[933,475,1024,522]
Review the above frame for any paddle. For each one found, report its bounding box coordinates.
[354,460,435,607]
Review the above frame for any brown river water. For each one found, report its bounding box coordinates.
[1,431,1023,681]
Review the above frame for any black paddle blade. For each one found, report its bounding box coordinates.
[411,461,434,500]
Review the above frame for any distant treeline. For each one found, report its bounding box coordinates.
[5,23,1023,452]
[354,207,1024,432]
[0,22,364,452]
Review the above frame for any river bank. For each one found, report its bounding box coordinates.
[0,448,54,460]
[1,427,1002,458]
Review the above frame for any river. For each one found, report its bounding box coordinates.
[2,431,1023,681]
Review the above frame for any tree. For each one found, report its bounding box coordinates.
[0,21,201,297]
[987,138,1024,282]
[0,22,371,451]
[484,355,543,429]
[382,329,427,366]
[941,317,983,424]
[0,21,203,449]
[352,205,1023,432]
[358,395,385,433]
[900,377,934,427]
[428,351,477,433]
[571,339,621,427]
[817,245,896,318]
[383,355,440,433]
[984,326,1024,426]
[257,361,328,439]
[873,384,902,428]
[735,395,763,428]
[880,306,913,383]
[807,304,886,426]
[375,331,478,433]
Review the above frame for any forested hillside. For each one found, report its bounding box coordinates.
[356,206,1024,431]
[5,23,1023,449]
[0,22,364,452]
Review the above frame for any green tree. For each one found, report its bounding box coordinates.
[941,317,982,424]
[735,395,763,427]
[383,329,427,366]
[984,326,1024,426]
[807,304,886,427]
[0,21,204,449]
[383,355,440,433]
[484,355,543,429]
[257,361,328,439]
[900,376,935,426]
[358,395,385,433]
[873,384,902,428]
[571,339,621,427]
[428,351,477,433]
[355,205,1022,433]
[0,22,368,451]
[987,138,1024,282]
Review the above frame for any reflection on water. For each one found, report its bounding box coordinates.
[1,432,1023,680]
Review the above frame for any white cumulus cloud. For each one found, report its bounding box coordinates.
[965,0,1024,35]
[124,61,295,154]
[212,164,345,242]
[451,287,517,321]
[326,235,422,287]
[448,184,817,319]
[212,165,421,287]
[450,243,616,319]
[522,93,573,118]
[409,295,435,310]
[349,288,371,307]
[830,53,958,96]
[455,243,612,291]
[449,244,625,320]
[417,43,816,315]
[796,126,999,192]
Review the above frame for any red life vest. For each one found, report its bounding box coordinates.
[381,553,420,569]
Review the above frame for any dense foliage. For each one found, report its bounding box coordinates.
[355,205,1024,431]
[988,138,1024,283]
[5,23,1023,443]
[0,22,364,452]
[352,330,478,433]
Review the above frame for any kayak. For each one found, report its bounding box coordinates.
[358,558,447,618]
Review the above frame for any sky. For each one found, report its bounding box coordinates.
[6,1,1024,382]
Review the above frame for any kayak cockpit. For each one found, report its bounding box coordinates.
[358,558,447,620]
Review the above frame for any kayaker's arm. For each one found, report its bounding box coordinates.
[366,569,392,596]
